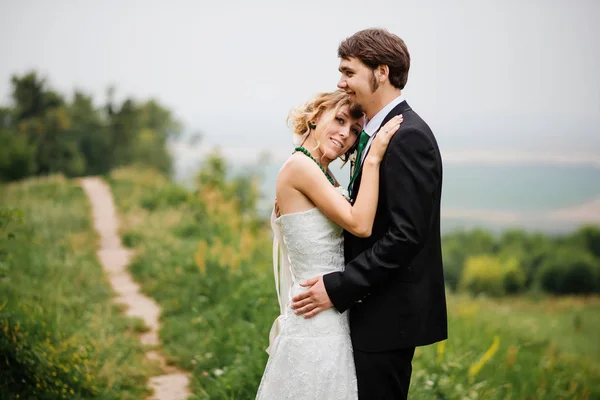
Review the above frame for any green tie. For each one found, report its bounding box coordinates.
[348,130,370,191]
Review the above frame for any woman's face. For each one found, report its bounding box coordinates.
[314,105,364,161]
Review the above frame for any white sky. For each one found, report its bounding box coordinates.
[1,0,599,168]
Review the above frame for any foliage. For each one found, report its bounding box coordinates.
[442,229,496,291]
[538,249,600,295]
[568,225,600,260]
[443,225,600,295]
[196,150,262,218]
[0,176,155,399]
[109,161,272,399]
[460,255,526,296]
[0,71,182,182]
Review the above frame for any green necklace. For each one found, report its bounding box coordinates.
[294,146,335,185]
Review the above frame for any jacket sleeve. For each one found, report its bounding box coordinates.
[323,127,441,313]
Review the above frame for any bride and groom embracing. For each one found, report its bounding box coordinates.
[256,28,448,400]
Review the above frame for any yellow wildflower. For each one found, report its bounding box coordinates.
[468,335,500,379]
[437,340,446,364]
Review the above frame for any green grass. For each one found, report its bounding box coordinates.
[0,175,157,399]
[410,295,600,399]
[108,167,600,400]
[108,167,276,399]
[453,295,600,362]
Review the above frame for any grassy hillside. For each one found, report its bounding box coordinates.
[0,175,156,399]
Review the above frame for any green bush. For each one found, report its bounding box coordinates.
[442,229,497,291]
[570,225,600,260]
[460,255,526,296]
[140,183,192,211]
[0,132,37,181]
[0,308,98,399]
[538,249,600,294]
[497,231,553,289]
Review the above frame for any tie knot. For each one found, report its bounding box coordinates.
[357,130,370,150]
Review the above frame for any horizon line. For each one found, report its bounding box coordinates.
[170,143,600,168]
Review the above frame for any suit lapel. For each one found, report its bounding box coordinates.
[350,100,412,201]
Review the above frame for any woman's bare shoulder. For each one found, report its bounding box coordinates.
[278,153,317,182]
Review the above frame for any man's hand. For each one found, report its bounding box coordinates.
[291,276,333,318]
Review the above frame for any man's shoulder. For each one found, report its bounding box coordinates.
[401,109,439,147]
[402,108,431,132]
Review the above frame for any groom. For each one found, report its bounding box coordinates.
[291,28,448,399]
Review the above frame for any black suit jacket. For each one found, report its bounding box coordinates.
[323,101,448,352]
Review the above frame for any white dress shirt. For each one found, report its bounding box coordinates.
[360,95,405,164]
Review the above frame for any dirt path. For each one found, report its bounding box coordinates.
[81,177,191,400]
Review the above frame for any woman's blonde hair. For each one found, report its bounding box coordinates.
[287,90,363,163]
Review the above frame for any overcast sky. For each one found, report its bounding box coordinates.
[1,0,599,168]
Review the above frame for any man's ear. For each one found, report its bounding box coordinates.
[377,65,389,82]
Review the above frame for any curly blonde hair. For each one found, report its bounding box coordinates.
[287,90,363,163]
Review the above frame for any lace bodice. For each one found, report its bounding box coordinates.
[276,207,345,282]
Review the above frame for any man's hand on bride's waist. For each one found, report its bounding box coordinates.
[291,275,333,319]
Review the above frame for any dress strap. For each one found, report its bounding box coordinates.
[266,208,294,355]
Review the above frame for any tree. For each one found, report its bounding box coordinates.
[0,71,182,181]
[570,225,600,260]
[496,229,552,289]
[442,229,496,291]
[537,249,599,295]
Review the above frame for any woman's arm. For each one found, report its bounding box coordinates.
[323,127,441,313]
[290,115,402,237]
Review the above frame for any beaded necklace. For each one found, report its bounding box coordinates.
[293,146,335,185]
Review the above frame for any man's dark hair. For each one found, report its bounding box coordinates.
[338,28,411,90]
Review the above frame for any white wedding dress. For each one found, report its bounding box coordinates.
[256,206,358,400]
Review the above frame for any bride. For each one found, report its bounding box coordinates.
[256,89,402,399]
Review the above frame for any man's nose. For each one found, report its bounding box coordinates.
[337,77,346,89]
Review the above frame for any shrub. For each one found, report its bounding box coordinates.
[460,255,526,296]
[0,308,98,399]
[141,183,191,211]
[442,229,497,291]
[570,225,600,260]
[537,249,599,294]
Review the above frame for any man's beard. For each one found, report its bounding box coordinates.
[370,70,379,92]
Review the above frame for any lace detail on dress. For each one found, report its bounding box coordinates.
[257,207,357,400]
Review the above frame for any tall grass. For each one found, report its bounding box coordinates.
[108,167,275,399]
[409,295,600,399]
[0,175,156,399]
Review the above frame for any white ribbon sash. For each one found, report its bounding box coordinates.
[266,208,294,355]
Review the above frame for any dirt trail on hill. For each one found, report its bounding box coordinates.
[81,177,191,400]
